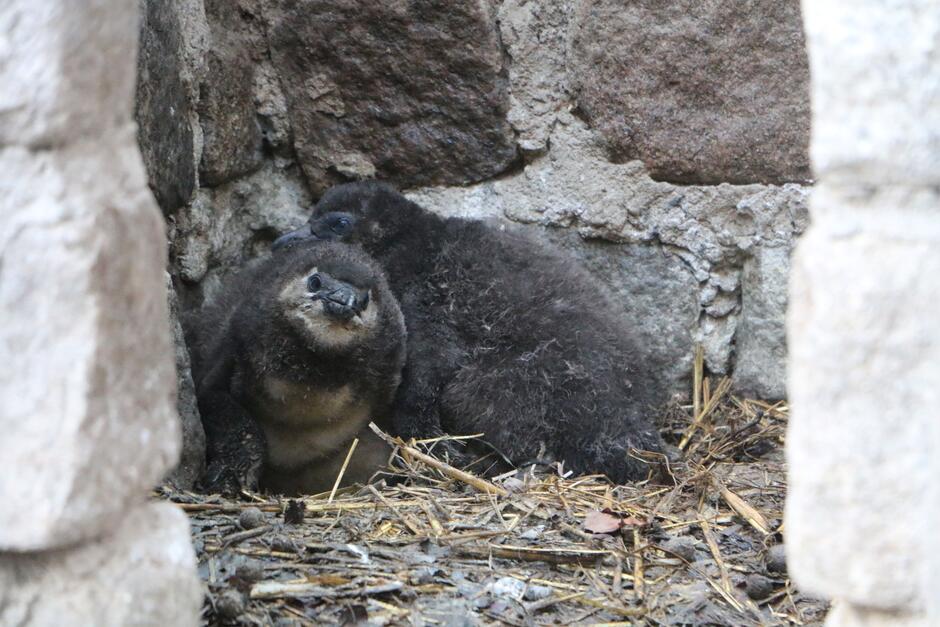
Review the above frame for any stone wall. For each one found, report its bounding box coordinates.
[0,1,201,623]
[786,1,940,625]
[137,0,811,438]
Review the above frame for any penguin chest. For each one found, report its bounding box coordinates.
[254,377,371,471]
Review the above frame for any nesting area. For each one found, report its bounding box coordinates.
[160,371,828,626]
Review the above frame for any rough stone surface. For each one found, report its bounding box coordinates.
[497,0,574,154]
[197,0,265,187]
[802,1,940,185]
[409,114,808,388]
[0,1,140,147]
[786,186,940,610]
[164,274,205,490]
[135,0,208,213]
[825,604,929,627]
[733,246,791,399]
[570,0,811,185]
[265,0,517,194]
[0,502,202,626]
[0,128,180,550]
[170,160,312,308]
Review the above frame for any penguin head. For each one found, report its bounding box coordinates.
[275,243,385,351]
[272,181,407,251]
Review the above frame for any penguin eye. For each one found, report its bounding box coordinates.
[306,274,322,292]
[332,216,351,233]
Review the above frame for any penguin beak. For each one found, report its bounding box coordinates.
[272,225,314,251]
[320,285,370,322]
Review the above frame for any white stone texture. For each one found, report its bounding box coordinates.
[0,126,180,550]
[0,1,140,147]
[786,185,940,610]
[0,502,202,627]
[826,603,929,627]
[802,0,940,184]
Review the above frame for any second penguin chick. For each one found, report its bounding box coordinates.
[186,241,406,495]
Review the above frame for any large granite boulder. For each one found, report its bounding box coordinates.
[197,0,266,187]
[135,0,204,214]
[0,131,181,550]
[570,0,811,185]
[265,0,518,194]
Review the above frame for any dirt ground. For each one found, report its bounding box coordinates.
[160,380,828,626]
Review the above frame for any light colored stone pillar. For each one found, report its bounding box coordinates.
[787,2,940,625]
[0,1,201,624]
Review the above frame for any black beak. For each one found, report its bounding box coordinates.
[319,284,370,322]
[272,225,314,251]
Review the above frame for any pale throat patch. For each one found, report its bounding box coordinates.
[278,266,380,349]
[254,377,372,470]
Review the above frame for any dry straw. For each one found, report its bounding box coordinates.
[166,347,821,625]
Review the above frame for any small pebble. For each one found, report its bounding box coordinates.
[488,576,526,599]
[269,534,298,553]
[456,581,482,598]
[237,507,265,530]
[660,536,697,562]
[519,526,545,540]
[663,444,683,463]
[444,614,478,627]
[766,544,787,575]
[234,561,264,583]
[745,574,775,600]
[523,584,552,601]
[215,589,246,621]
[473,592,493,610]
[489,599,510,614]
[501,477,527,493]
[410,566,440,585]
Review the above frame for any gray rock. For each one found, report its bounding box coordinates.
[765,544,788,575]
[1,1,140,148]
[660,535,698,562]
[136,0,811,402]
[497,0,575,154]
[197,50,263,187]
[488,576,526,600]
[214,589,247,622]
[745,573,775,600]
[523,584,552,601]
[169,161,312,304]
[733,246,791,399]
[135,0,207,213]
[164,273,206,489]
[0,134,181,551]
[0,503,201,626]
[265,0,517,194]
[570,0,811,185]
[197,0,265,187]
[237,507,265,531]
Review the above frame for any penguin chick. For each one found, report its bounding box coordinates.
[273,182,669,483]
[185,241,406,495]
